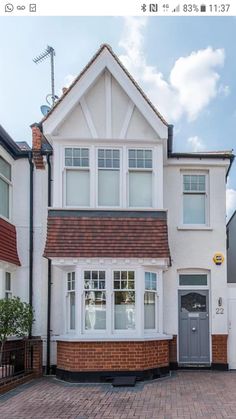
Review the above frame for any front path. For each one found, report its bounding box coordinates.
[0,371,236,418]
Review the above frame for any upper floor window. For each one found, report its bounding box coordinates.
[65,148,90,207]
[183,174,207,225]
[98,149,120,207]
[128,149,153,208]
[0,156,11,219]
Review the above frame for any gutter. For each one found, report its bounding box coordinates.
[46,153,52,375]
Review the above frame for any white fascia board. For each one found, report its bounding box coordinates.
[166,158,230,169]
[43,48,168,140]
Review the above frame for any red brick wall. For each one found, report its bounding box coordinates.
[212,335,228,364]
[57,340,169,372]
[169,335,177,363]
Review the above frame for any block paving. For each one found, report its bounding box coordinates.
[1,371,236,418]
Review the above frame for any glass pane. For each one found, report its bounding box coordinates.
[81,148,89,158]
[85,291,106,330]
[98,170,119,206]
[65,158,73,166]
[144,292,155,329]
[5,273,11,291]
[65,148,72,158]
[69,292,75,330]
[129,172,152,207]
[129,149,136,159]
[179,274,207,286]
[0,157,11,180]
[114,291,135,329]
[183,194,205,224]
[114,271,120,280]
[181,292,207,313]
[0,177,9,218]
[66,170,90,206]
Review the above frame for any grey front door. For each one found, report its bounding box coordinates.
[179,290,210,364]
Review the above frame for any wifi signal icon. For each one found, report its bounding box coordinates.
[172,4,180,12]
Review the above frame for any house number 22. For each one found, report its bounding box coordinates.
[216,307,224,314]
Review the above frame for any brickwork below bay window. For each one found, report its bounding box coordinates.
[169,335,177,364]
[57,340,169,372]
[212,334,228,364]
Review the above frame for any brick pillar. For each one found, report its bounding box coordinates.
[169,335,178,369]
[212,335,228,370]
[28,338,43,376]
[31,124,45,169]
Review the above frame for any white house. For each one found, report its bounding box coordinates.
[0,44,234,381]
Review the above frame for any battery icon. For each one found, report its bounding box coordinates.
[200,4,206,12]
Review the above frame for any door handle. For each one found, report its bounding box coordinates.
[192,327,197,332]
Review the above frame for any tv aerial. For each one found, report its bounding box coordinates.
[33,45,59,115]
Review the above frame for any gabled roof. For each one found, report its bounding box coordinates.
[0,125,30,159]
[0,217,21,266]
[42,44,168,127]
[41,44,168,138]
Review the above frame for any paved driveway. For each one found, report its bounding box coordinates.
[1,371,236,418]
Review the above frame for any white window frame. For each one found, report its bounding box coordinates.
[127,148,154,209]
[182,172,209,227]
[63,147,91,208]
[144,272,159,332]
[66,272,76,332]
[82,269,107,334]
[112,269,136,333]
[178,270,209,291]
[0,155,12,221]
[96,147,122,208]
[5,272,12,299]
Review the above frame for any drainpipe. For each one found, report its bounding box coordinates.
[28,152,34,338]
[46,153,52,375]
[167,124,174,157]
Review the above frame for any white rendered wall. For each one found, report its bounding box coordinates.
[163,163,228,345]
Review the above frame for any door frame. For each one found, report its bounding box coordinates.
[177,271,211,365]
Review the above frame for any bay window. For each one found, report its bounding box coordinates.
[65,148,90,206]
[84,271,106,330]
[144,272,157,330]
[98,149,120,206]
[67,272,75,330]
[113,271,135,330]
[128,149,152,207]
[0,156,11,219]
[183,174,207,225]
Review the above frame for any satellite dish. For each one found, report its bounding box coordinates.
[40,105,51,116]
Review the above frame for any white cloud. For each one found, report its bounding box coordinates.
[219,84,230,97]
[226,188,236,220]
[119,17,226,123]
[187,136,206,152]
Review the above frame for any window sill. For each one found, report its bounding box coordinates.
[177,226,213,231]
[52,334,173,342]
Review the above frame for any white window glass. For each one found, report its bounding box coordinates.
[65,148,90,207]
[179,274,207,286]
[98,149,120,206]
[128,149,152,208]
[5,272,12,299]
[113,271,135,330]
[183,174,206,224]
[66,170,90,206]
[84,271,106,330]
[67,272,75,330]
[144,272,157,330]
[0,157,11,219]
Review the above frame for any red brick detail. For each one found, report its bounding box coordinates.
[57,340,169,372]
[0,217,20,266]
[169,335,177,363]
[44,216,170,259]
[212,335,228,364]
[32,126,45,169]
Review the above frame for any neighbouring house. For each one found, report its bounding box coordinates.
[1,44,235,382]
[227,210,236,369]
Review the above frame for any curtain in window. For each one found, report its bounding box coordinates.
[98,170,119,206]
[85,291,106,330]
[144,292,156,329]
[0,177,9,218]
[66,170,90,206]
[129,172,152,207]
[114,291,135,329]
[183,194,205,224]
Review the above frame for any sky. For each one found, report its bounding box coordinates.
[0,16,236,217]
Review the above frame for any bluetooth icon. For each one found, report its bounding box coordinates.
[141,3,147,12]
